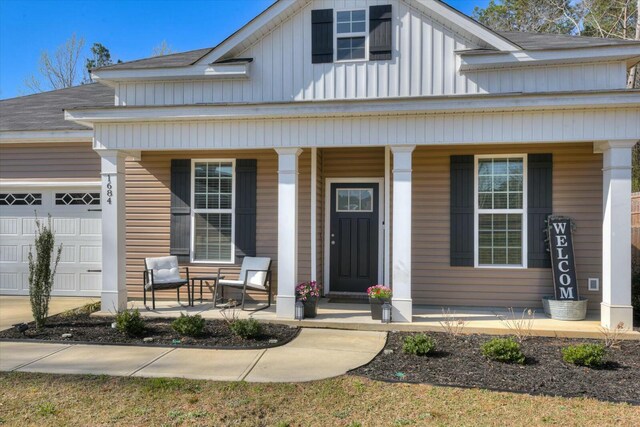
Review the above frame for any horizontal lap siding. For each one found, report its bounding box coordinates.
[412,142,602,310]
[0,142,100,181]
[125,149,312,299]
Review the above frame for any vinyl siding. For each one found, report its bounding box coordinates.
[0,142,100,182]
[411,142,602,310]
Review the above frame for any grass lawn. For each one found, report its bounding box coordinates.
[1,373,638,426]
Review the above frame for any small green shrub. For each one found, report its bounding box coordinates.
[115,308,145,337]
[481,337,526,364]
[402,334,436,356]
[229,318,262,339]
[562,343,606,367]
[171,313,205,337]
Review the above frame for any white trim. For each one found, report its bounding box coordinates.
[0,180,101,188]
[334,8,369,63]
[323,177,384,294]
[384,146,391,287]
[189,159,236,264]
[65,91,640,124]
[0,130,93,143]
[473,154,528,269]
[91,62,250,83]
[310,147,317,282]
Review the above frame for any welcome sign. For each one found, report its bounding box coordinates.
[547,216,579,300]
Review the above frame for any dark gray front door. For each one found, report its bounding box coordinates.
[330,183,379,293]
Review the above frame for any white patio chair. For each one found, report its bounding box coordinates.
[212,256,272,311]
[143,256,190,310]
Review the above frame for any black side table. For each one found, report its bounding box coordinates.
[189,276,224,306]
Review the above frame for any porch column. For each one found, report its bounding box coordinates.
[391,145,416,322]
[98,150,128,312]
[275,148,302,318]
[599,140,637,329]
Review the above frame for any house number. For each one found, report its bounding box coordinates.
[106,175,113,205]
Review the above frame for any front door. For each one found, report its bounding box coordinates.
[329,183,379,293]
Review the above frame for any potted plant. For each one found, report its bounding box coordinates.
[367,285,392,320]
[295,281,320,318]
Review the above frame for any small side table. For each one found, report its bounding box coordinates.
[189,276,224,307]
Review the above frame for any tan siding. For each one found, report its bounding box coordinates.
[322,147,386,178]
[412,142,602,310]
[0,142,100,181]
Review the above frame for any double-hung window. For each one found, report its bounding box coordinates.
[475,155,527,268]
[336,9,366,61]
[192,160,234,263]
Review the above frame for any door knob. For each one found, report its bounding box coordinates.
[331,241,335,245]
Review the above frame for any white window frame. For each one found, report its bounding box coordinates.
[190,159,236,264]
[335,187,374,212]
[334,8,368,63]
[474,154,528,269]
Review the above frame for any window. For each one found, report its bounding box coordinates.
[0,193,42,206]
[336,9,366,61]
[192,160,234,263]
[55,192,100,205]
[336,188,373,212]
[475,156,527,267]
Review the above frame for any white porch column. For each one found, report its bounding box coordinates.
[599,140,637,329]
[98,150,128,312]
[275,148,302,318]
[391,145,416,322]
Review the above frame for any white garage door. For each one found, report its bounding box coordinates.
[0,188,102,296]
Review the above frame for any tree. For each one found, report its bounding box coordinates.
[152,40,174,56]
[86,43,113,72]
[473,0,578,34]
[24,33,85,93]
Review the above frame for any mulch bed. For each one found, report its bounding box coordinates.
[351,331,640,404]
[0,313,299,349]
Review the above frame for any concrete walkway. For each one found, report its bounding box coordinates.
[0,296,96,331]
[0,328,386,382]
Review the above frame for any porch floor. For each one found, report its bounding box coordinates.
[118,298,640,340]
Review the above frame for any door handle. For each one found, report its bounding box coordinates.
[87,269,102,273]
[331,241,335,245]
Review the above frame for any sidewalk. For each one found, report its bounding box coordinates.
[0,328,386,382]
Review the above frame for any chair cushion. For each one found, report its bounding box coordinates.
[145,256,182,285]
[238,256,271,288]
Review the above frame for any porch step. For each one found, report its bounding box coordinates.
[326,293,369,304]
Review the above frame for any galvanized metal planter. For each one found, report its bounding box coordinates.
[542,296,588,321]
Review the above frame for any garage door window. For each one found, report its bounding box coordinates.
[55,192,100,206]
[0,193,42,206]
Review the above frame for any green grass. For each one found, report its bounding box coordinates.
[1,372,638,426]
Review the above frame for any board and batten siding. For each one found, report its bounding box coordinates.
[0,142,100,182]
[411,142,602,309]
[113,0,628,107]
[124,149,315,299]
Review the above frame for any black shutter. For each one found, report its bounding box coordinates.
[369,5,392,60]
[170,159,191,263]
[235,159,257,261]
[450,155,474,266]
[312,9,333,64]
[528,153,553,268]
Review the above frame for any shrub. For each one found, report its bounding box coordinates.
[562,343,606,367]
[481,337,526,364]
[171,313,205,337]
[115,308,146,337]
[28,216,62,329]
[229,318,262,339]
[402,334,436,356]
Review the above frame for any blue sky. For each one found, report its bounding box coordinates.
[0,0,489,99]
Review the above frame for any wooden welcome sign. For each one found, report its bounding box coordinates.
[547,216,579,300]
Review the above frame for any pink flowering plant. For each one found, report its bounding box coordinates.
[367,285,392,300]
[296,280,320,302]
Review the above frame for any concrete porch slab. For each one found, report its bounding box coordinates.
[0,341,69,371]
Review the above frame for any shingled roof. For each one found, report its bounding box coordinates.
[498,31,640,50]
[0,83,114,132]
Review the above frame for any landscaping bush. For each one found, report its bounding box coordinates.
[229,318,261,339]
[115,308,146,337]
[562,343,606,367]
[171,313,205,337]
[481,337,526,364]
[402,334,436,356]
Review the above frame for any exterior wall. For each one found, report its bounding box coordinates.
[124,148,314,299]
[113,0,627,106]
[0,142,100,182]
[412,142,603,310]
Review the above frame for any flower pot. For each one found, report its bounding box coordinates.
[369,298,389,320]
[542,296,588,321]
[303,297,318,318]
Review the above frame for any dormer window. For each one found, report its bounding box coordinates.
[336,10,367,61]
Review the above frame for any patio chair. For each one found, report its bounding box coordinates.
[143,256,190,310]
[212,256,272,311]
